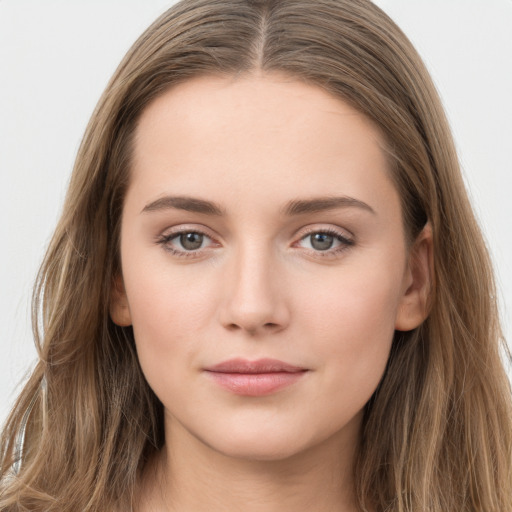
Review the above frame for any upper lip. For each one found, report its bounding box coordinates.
[205,358,306,374]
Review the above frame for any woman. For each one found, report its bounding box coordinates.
[1,0,511,510]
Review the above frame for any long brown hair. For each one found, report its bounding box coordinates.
[1,1,511,510]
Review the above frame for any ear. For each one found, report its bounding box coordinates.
[395,223,434,332]
[109,274,132,326]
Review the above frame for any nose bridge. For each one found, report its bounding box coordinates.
[219,238,288,334]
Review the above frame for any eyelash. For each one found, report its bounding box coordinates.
[155,227,354,259]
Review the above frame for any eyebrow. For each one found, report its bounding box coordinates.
[141,194,375,217]
[141,196,224,216]
[283,196,376,216]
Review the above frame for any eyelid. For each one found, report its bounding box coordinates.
[159,223,218,239]
[293,224,354,243]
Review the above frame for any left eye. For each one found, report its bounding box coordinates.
[297,232,350,251]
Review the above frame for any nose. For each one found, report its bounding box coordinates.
[218,246,290,336]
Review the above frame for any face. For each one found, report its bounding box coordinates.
[112,74,427,462]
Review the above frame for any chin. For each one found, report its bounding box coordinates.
[194,419,336,463]
[208,435,310,462]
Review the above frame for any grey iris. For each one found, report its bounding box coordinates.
[180,232,203,250]
[311,233,334,251]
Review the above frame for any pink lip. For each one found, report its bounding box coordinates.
[204,358,308,396]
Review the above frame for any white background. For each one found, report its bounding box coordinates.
[1,0,511,425]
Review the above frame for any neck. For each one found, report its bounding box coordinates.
[137,415,361,512]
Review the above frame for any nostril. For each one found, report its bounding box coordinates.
[225,322,280,335]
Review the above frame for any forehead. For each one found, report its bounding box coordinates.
[128,73,399,221]
[133,73,388,164]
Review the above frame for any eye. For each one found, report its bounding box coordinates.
[296,229,354,254]
[156,228,217,256]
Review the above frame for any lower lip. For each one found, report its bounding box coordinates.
[205,371,307,396]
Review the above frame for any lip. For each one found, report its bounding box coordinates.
[204,358,308,396]
[206,358,306,374]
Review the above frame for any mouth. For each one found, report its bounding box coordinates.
[204,358,309,396]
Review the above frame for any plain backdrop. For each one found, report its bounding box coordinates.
[1,0,511,425]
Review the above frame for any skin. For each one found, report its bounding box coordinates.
[111,73,431,511]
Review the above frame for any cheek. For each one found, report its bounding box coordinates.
[121,257,220,381]
[298,256,402,331]
[293,258,403,392]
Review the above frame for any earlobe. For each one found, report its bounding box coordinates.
[395,223,434,332]
[109,274,132,327]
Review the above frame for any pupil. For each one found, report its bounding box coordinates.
[311,233,333,251]
[180,232,203,250]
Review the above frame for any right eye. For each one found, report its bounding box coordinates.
[174,232,207,251]
[157,229,217,257]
